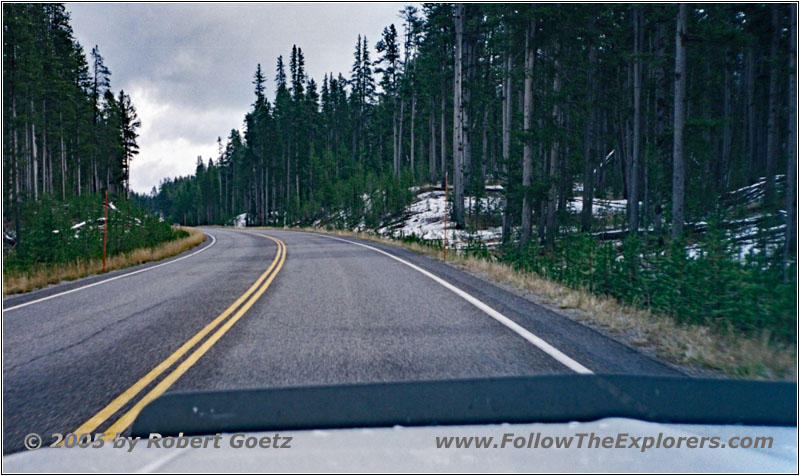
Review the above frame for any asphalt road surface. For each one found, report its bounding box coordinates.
[2,228,678,454]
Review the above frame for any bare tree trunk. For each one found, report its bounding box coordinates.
[392,102,399,178]
[429,97,437,183]
[410,94,416,175]
[481,105,488,185]
[12,96,21,240]
[654,20,666,231]
[582,44,597,232]
[93,156,99,195]
[462,37,472,206]
[398,98,405,176]
[671,4,687,241]
[546,47,561,247]
[520,19,536,245]
[77,148,81,197]
[720,48,732,191]
[745,48,757,184]
[25,122,31,192]
[43,99,50,196]
[501,54,513,242]
[785,3,797,264]
[764,4,780,208]
[452,3,466,227]
[440,74,447,188]
[60,113,66,200]
[630,7,642,234]
[31,100,38,202]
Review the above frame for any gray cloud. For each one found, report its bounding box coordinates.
[65,2,411,193]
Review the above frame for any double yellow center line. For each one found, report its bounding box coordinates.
[72,232,286,439]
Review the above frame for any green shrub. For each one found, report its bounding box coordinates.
[500,230,796,344]
[4,194,184,273]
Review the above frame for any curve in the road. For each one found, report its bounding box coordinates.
[316,234,593,375]
[3,232,218,312]
[70,233,286,440]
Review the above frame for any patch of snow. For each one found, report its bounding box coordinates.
[376,191,504,249]
[233,213,247,228]
[568,197,628,216]
[71,221,86,230]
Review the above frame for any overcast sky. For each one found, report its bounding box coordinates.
[65,3,411,194]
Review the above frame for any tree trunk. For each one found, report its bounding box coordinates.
[630,7,642,234]
[520,19,536,245]
[501,53,513,242]
[43,99,50,196]
[410,94,416,175]
[671,4,687,241]
[582,44,597,232]
[546,47,561,247]
[745,48,757,184]
[462,37,472,207]
[60,113,66,200]
[285,143,290,210]
[440,74,447,188]
[785,4,797,264]
[654,20,667,227]
[452,3,466,227]
[393,102,399,178]
[398,97,405,176]
[429,97,437,183]
[12,96,21,241]
[31,101,38,202]
[481,104,488,186]
[720,48,732,192]
[764,4,780,208]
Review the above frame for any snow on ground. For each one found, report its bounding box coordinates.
[364,177,787,261]
[377,190,503,249]
[567,197,628,217]
[233,213,247,228]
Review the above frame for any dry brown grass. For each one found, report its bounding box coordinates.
[267,226,796,380]
[3,227,206,296]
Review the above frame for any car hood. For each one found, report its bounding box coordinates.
[4,418,797,473]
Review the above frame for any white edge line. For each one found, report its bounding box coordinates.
[315,233,593,375]
[3,232,217,312]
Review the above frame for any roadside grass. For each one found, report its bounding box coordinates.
[3,227,205,296]
[264,226,796,381]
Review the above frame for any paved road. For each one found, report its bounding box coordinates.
[2,228,677,454]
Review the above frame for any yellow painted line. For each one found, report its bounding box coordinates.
[102,235,286,438]
[71,234,284,438]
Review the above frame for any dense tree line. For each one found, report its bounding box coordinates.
[140,4,795,262]
[3,4,140,242]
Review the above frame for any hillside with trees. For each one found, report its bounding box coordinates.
[143,4,794,246]
[116,4,800,343]
[2,3,188,276]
